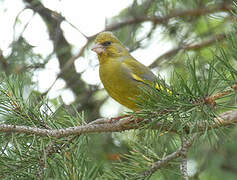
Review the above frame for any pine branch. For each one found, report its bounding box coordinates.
[0,110,236,137]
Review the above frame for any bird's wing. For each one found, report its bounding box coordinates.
[122,56,171,93]
[122,56,156,85]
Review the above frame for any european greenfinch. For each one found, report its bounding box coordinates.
[92,31,166,110]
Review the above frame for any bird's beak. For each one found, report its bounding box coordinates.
[91,43,105,54]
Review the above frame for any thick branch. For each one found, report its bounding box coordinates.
[0,110,237,138]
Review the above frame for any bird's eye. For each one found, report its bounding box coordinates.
[102,41,112,46]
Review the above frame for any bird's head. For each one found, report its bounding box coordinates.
[92,31,129,62]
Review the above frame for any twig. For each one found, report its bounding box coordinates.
[204,84,237,106]
[142,134,196,178]
[149,33,227,68]
[65,19,89,40]
[142,147,181,178]
[38,141,54,180]
[13,8,28,40]
[180,137,189,180]
[88,117,111,125]
[59,41,90,77]
[37,136,80,179]
[42,40,91,95]
[0,110,237,137]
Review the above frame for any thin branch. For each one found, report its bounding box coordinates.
[142,134,196,178]
[84,3,232,45]
[143,147,181,178]
[149,33,227,68]
[59,41,90,77]
[43,40,91,95]
[88,117,111,125]
[38,141,54,180]
[204,84,237,106]
[37,135,79,179]
[104,3,233,32]
[64,19,89,40]
[180,137,189,180]
[48,11,90,40]
[13,8,28,40]
[0,110,237,138]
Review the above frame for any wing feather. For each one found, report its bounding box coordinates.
[121,56,172,94]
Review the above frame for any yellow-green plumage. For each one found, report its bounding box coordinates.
[92,32,157,110]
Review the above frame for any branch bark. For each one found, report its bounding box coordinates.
[142,134,196,178]
[0,110,237,138]
[180,137,190,180]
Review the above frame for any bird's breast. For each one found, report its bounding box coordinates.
[99,60,141,110]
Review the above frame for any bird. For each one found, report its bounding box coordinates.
[92,31,168,111]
